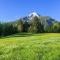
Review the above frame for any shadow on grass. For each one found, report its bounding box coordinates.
[0,33,35,39]
[0,32,45,39]
[11,33,34,37]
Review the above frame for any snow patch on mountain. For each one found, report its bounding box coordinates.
[29,12,39,17]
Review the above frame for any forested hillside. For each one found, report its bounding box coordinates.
[0,12,60,36]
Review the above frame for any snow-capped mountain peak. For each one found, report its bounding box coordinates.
[28,12,39,17]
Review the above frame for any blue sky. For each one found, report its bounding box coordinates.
[0,0,60,22]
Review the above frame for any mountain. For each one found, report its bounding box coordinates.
[38,16,57,30]
[18,12,57,29]
[0,12,59,36]
[18,12,40,22]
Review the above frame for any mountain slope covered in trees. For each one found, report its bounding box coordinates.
[0,12,60,36]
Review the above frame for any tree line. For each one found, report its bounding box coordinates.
[0,16,60,36]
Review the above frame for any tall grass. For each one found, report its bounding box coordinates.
[0,33,60,60]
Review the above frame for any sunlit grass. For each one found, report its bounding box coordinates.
[0,33,60,60]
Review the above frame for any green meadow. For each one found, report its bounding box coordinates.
[0,33,60,60]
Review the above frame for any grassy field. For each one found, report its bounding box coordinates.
[0,33,60,60]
